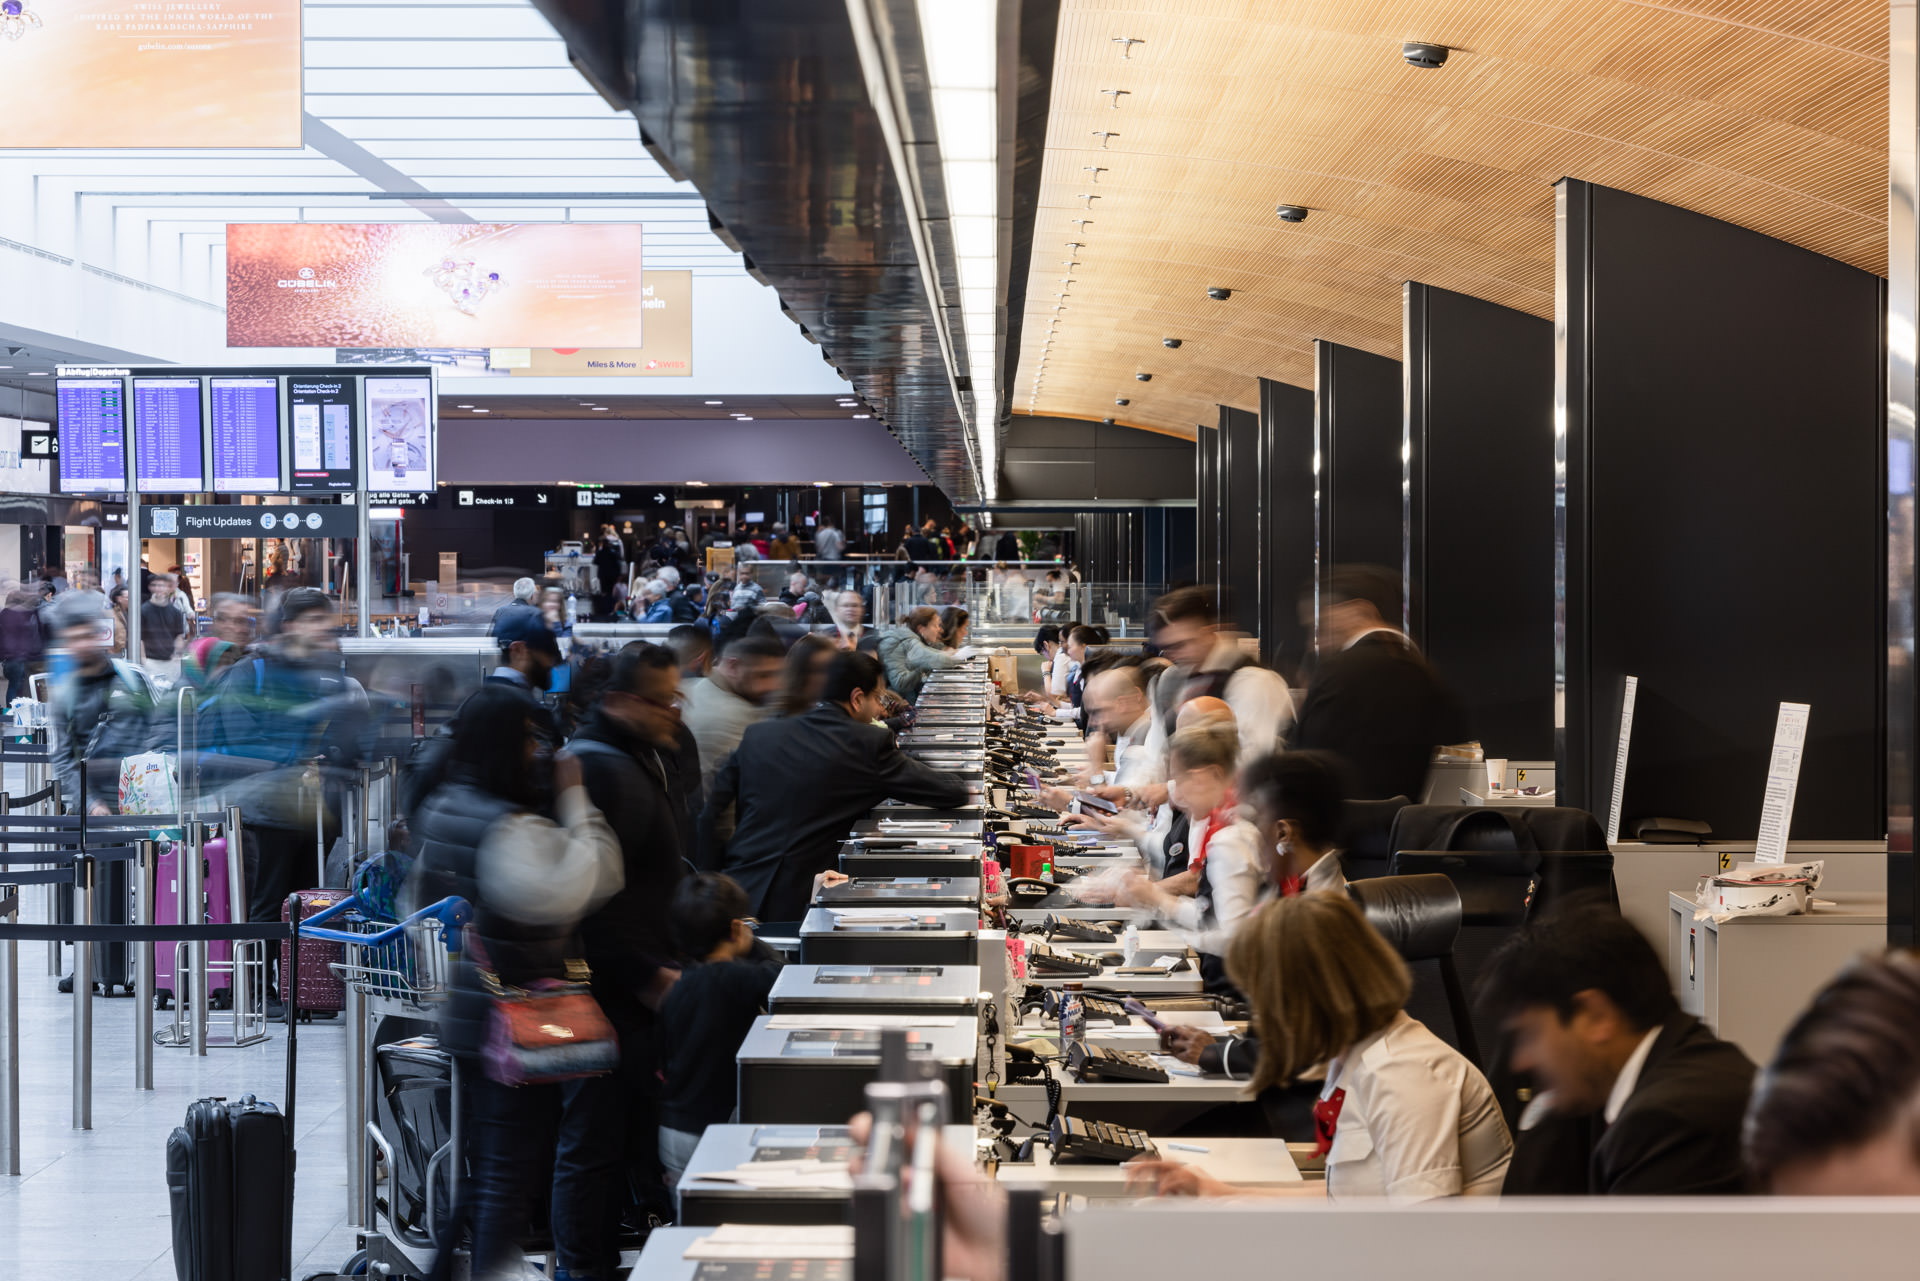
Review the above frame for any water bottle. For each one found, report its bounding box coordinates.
[417,602,430,631]
[565,592,578,626]
[1059,989,1086,1049]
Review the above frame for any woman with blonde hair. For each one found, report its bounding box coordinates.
[1132,891,1512,1203]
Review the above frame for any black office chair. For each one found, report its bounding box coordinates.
[1337,795,1412,881]
[1345,874,1480,1068]
[1387,804,1606,857]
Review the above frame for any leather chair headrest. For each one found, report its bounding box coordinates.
[1345,874,1462,962]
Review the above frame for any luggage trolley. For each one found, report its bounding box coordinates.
[300,893,471,1281]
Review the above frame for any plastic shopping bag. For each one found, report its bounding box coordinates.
[118,751,180,816]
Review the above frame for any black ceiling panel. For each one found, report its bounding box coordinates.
[532,0,973,499]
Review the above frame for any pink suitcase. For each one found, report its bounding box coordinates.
[156,837,232,1006]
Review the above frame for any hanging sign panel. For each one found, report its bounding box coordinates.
[4,1,302,148]
[226,223,646,348]
[141,504,357,539]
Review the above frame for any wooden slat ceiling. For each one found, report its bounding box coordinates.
[1016,0,1886,437]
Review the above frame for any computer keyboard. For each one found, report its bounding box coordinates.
[1079,994,1131,1022]
[1068,1041,1170,1083]
[1019,824,1074,838]
[1050,1114,1156,1164]
[1045,915,1116,944]
[1024,941,1104,978]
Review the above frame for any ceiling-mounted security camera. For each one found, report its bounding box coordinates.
[1402,41,1448,68]
[1135,372,1152,382]
[1207,286,1231,301]
[1276,205,1309,223]
[1162,338,1182,349]
[1115,397,1130,406]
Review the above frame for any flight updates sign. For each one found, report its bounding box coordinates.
[141,504,358,539]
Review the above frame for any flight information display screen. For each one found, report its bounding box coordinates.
[132,377,206,493]
[288,377,358,492]
[55,378,129,494]
[209,377,284,493]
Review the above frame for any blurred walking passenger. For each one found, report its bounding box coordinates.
[774,633,836,718]
[0,586,43,703]
[140,573,187,686]
[409,688,622,1281]
[48,593,160,813]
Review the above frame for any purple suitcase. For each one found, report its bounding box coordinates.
[281,890,347,1014]
[156,837,232,1005]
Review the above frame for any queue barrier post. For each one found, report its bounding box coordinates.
[186,822,207,1058]
[0,884,17,1175]
[134,839,155,1090]
[71,855,92,1131]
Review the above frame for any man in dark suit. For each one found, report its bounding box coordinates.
[700,651,970,922]
[1478,903,1756,1195]
[1290,564,1468,800]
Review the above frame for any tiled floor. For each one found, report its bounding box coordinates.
[0,944,362,1280]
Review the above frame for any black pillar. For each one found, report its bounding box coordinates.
[1404,282,1555,760]
[1258,378,1315,683]
[1557,178,1885,840]
[1195,423,1219,599]
[1314,340,1405,646]
[1218,405,1260,637]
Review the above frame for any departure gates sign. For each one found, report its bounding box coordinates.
[227,223,648,349]
[3,1,302,148]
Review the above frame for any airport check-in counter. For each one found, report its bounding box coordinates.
[673,1123,978,1227]
[815,875,982,909]
[735,1016,979,1124]
[798,907,980,965]
[769,963,983,1018]
[837,840,984,880]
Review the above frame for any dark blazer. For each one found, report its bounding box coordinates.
[1590,1013,1756,1195]
[701,703,971,921]
[1290,630,1469,801]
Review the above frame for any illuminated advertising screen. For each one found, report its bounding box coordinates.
[287,377,357,492]
[4,1,301,148]
[226,223,646,348]
[363,376,434,492]
[208,377,283,493]
[55,378,128,494]
[132,377,206,493]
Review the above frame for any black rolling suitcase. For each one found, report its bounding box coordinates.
[165,900,301,1281]
[375,1036,454,1245]
[92,849,136,995]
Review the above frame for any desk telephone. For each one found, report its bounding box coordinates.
[1024,941,1104,978]
[1006,877,1056,906]
[1068,1041,1169,1083]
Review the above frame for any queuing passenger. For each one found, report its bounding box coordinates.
[701,652,970,921]
[780,571,811,606]
[107,585,129,659]
[1114,724,1264,986]
[201,588,369,928]
[827,590,871,651]
[1133,892,1513,1202]
[637,579,673,623]
[667,623,712,692]
[1290,564,1470,800]
[656,872,786,1188]
[591,536,624,621]
[768,524,802,560]
[773,633,836,717]
[1477,902,1756,1195]
[555,642,693,1266]
[811,515,845,563]
[1744,951,1920,1194]
[1147,585,1293,765]
[409,688,622,1281]
[938,605,970,650]
[0,587,43,702]
[178,636,241,692]
[206,592,255,647]
[682,634,783,841]
[489,576,541,636]
[140,572,186,685]
[877,606,981,702]
[47,593,160,813]
[656,565,701,623]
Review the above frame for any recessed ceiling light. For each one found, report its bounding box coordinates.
[592,407,609,411]
[705,400,723,405]
[813,481,832,487]
[1207,287,1232,301]
[852,414,872,419]
[456,404,474,408]
[687,480,709,487]
[27,372,48,377]
[471,407,490,412]
[738,416,755,421]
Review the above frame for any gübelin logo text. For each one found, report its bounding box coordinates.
[277,266,340,290]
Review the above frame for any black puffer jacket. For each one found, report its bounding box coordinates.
[409,779,577,1056]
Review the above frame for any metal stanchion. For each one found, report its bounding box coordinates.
[224,806,246,1028]
[43,775,60,977]
[72,855,92,1131]
[344,979,365,1225]
[134,840,155,1090]
[0,883,18,1174]
[186,822,207,1058]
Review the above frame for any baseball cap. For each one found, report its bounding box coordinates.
[495,612,562,659]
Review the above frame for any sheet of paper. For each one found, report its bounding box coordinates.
[765,1015,962,1030]
[1753,702,1811,865]
[1606,675,1637,845]
[683,1225,856,1261]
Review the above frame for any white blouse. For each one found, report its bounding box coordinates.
[1320,1011,1513,1203]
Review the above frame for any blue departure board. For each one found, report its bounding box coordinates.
[132,377,206,492]
[55,378,129,494]
[209,376,283,493]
